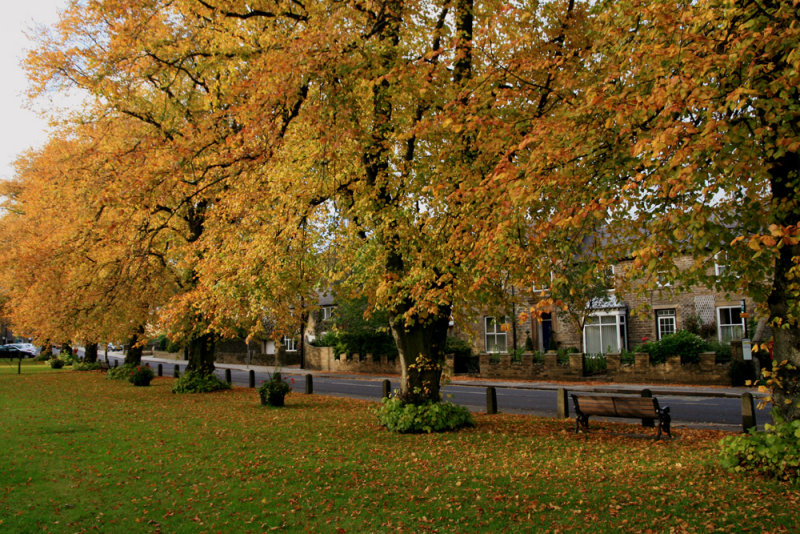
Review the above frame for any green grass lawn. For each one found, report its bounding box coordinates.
[1,366,797,533]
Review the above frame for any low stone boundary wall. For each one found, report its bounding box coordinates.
[463,351,728,385]
[305,345,401,374]
[150,349,301,367]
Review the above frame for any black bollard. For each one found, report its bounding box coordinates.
[382,379,391,399]
[641,388,655,427]
[173,364,180,378]
[486,386,498,414]
[158,363,163,377]
[225,368,232,384]
[305,374,313,394]
[249,370,255,388]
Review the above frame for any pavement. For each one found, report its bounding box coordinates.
[126,353,761,399]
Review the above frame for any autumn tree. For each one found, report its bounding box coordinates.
[473,0,800,420]
[0,118,177,361]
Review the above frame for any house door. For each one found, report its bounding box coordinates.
[540,313,553,351]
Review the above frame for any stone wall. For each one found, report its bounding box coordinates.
[459,351,729,385]
[305,345,401,374]
[151,349,301,367]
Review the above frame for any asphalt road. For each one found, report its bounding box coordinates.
[106,354,770,431]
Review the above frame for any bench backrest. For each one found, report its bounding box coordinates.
[573,394,659,418]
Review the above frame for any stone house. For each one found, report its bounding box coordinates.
[470,254,754,357]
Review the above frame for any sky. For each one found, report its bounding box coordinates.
[0,1,69,182]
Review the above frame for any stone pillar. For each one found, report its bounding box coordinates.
[544,351,558,368]
[569,353,584,375]
[606,353,621,372]
[444,354,455,376]
[634,352,649,371]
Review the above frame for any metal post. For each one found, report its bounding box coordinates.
[157,363,163,377]
[249,370,255,388]
[225,368,232,384]
[173,364,179,378]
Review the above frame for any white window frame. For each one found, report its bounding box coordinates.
[717,306,744,342]
[532,272,552,294]
[283,337,297,352]
[656,271,672,288]
[656,309,676,340]
[321,306,335,321]
[583,310,627,355]
[484,316,508,353]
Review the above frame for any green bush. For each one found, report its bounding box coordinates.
[583,354,607,374]
[634,330,708,364]
[107,364,136,380]
[129,365,155,386]
[48,358,65,369]
[620,349,635,365]
[172,370,232,394]
[705,340,732,363]
[556,347,576,365]
[58,350,77,366]
[719,411,800,482]
[445,337,472,359]
[376,398,475,433]
[73,362,101,371]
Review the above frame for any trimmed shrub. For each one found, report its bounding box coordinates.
[719,411,800,482]
[129,365,155,386]
[171,370,232,394]
[107,364,136,380]
[73,362,101,371]
[48,358,65,369]
[376,398,475,433]
[634,330,708,364]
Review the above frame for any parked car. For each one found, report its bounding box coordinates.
[0,344,34,358]
[11,343,39,356]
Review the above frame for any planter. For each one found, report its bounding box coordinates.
[259,391,286,407]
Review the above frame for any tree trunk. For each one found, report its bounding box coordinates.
[766,151,800,422]
[185,332,216,376]
[390,306,451,405]
[84,342,98,363]
[125,327,144,366]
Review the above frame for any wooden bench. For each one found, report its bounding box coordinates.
[571,394,671,440]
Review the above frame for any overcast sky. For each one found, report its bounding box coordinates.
[1,1,69,182]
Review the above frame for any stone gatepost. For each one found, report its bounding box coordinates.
[569,353,584,375]
[544,351,558,368]
[444,354,455,376]
[606,353,621,372]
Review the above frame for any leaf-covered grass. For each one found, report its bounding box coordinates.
[1,370,797,533]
